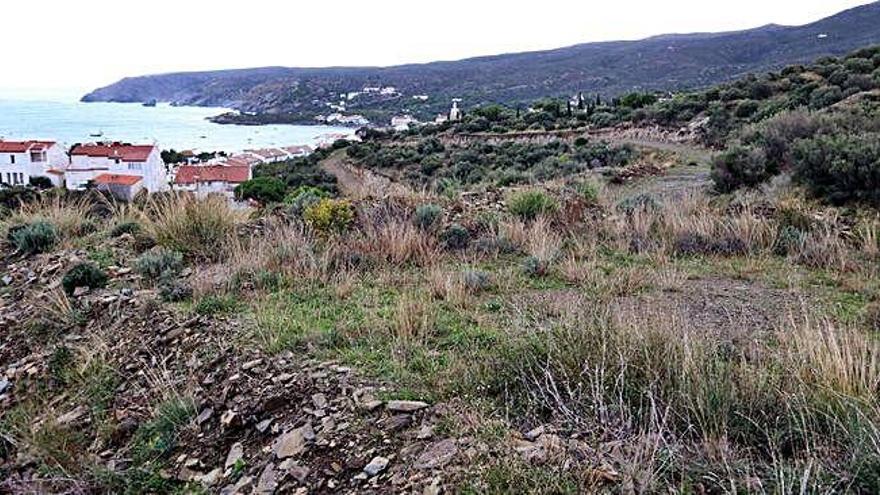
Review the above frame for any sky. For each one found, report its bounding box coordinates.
[0,0,874,98]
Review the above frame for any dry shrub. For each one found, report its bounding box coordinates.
[559,254,594,285]
[792,227,851,271]
[498,218,529,252]
[6,194,95,241]
[856,215,880,259]
[140,193,245,260]
[524,216,562,262]
[358,216,440,266]
[428,266,468,307]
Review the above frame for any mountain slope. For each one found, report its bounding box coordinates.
[82,2,880,121]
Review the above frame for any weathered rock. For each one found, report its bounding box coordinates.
[199,467,223,487]
[386,400,429,413]
[414,439,458,470]
[224,442,243,470]
[0,378,9,394]
[196,408,214,425]
[363,456,390,477]
[56,405,88,425]
[273,423,315,459]
[254,463,278,494]
[311,392,328,409]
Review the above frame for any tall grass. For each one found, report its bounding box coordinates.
[140,193,244,260]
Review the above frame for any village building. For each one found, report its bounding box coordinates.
[67,142,168,196]
[391,115,419,131]
[0,140,68,187]
[449,100,463,121]
[173,164,251,198]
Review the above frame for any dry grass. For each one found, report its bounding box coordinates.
[784,315,880,399]
[139,193,246,260]
[358,216,440,266]
[390,293,436,345]
[524,216,562,262]
[4,194,95,242]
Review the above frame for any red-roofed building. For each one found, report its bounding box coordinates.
[0,140,68,187]
[67,142,168,194]
[173,164,251,198]
[92,173,144,201]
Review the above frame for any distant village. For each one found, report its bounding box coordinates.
[0,98,466,202]
[315,87,464,131]
[0,133,350,203]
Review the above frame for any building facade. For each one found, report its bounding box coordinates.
[67,143,168,193]
[0,140,68,187]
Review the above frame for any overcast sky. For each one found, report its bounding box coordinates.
[1,0,874,97]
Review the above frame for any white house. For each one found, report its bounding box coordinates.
[67,143,168,196]
[391,115,419,131]
[0,140,68,187]
[173,164,250,198]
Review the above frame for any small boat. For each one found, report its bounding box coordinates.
[90,131,103,138]
[142,99,157,107]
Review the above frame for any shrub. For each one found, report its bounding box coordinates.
[810,86,843,109]
[573,180,601,205]
[774,225,806,256]
[711,145,771,193]
[109,221,141,237]
[194,295,240,316]
[793,133,880,205]
[616,193,660,214]
[143,194,242,260]
[135,248,184,281]
[159,281,192,303]
[285,188,326,217]
[28,176,53,190]
[303,198,354,235]
[0,186,38,209]
[441,223,470,250]
[10,221,58,254]
[462,270,492,292]
[413,204,443,230]
[234,177,287,204]
[62,262,108,295]
[508,191,558,220]
[522,255,549,277]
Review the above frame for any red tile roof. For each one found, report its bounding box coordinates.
[0,140,56,153]
[92,174,142,186]
[70,143,156,162]
[174,165,250,185]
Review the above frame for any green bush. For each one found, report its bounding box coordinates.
[711,145,771,193]
[194,295,240,316]
[284,186,328,217]
[441,223,470,250]
[303,198,354,234]
[62,262,108,295]
[10,221,58,254]
[793,133,880,205]
[135,248,184,281]
[234,177,287,204]
[109,221,141,237]
[413,204,443,230]
[574,180,601,205]
[508,191,558,220]
[159,281,192,302]
[28,176,53,190]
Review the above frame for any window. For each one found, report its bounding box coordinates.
[128,162,142,171]
[10,155,15,164]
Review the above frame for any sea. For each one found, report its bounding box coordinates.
[0,95,354,153]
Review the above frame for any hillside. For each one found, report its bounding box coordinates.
[82,2,880,123]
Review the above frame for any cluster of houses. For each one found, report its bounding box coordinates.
[0,139,322,202]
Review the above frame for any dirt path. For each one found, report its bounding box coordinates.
[320,150,412,199]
